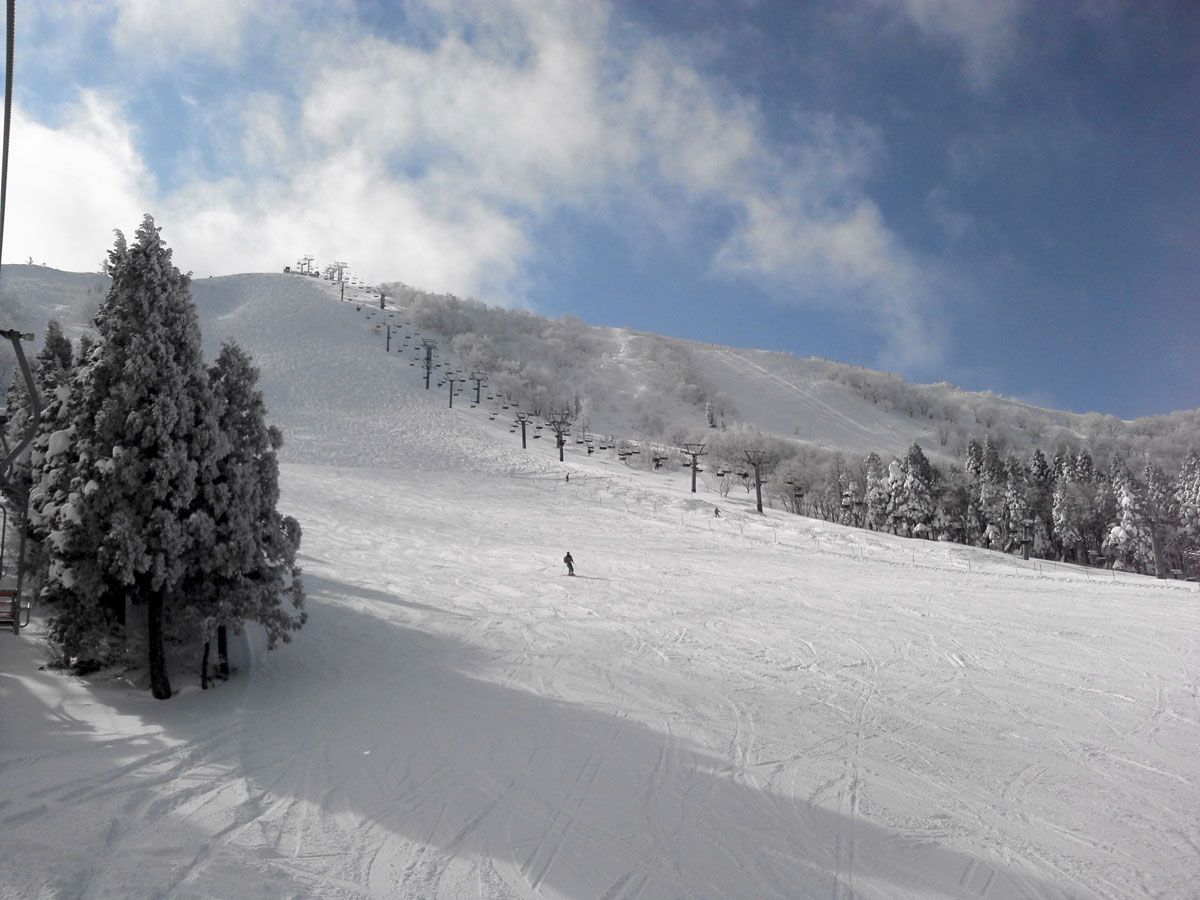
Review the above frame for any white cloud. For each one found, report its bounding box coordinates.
[10,0,946,367]
[112,0,256,63]
[896,0,1026,91]
[5,95,152,271]
[717,193,943,371]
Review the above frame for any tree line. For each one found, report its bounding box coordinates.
[3,216,305,698]
[698,430,1199,578]
[384,281,1197,578]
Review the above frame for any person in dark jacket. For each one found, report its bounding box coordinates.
[563,552,575,575]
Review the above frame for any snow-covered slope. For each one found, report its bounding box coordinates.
[1,269,1198,900]
[1,267,1039,461]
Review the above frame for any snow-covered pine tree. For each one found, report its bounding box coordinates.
[900,442,938,538]
[1,362,34,507]
[935,465,972,544]
[1052,454,1089,564]
[862,452,888,532]
[1141,463,1175,577]
[1025,448,1054,556]
[1173,450,1200,577]
[978,437,1007,545]
[187,340,305,685]
[44,217,221,698]
[1102,458,1151,572]
[19,320,76,591]
[1003,456,1029,552]
[884,456,908,535]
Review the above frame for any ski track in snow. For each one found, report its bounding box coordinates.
[2,275,1199,900]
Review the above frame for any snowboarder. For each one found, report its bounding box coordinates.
[563,552,575,576]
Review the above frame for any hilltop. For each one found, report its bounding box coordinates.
[3,266,1195,476]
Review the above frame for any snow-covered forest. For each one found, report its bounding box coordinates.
[0,251,1197,899]
[371,280,1200,579]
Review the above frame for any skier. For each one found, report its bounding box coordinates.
[563,551,575,576]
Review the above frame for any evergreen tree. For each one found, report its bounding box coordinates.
[187,341,305,683]
[1103,459,1151,572]
[1025,448,1054,555]
[884,456,907,535]
[1003,456,1029,552]
[977,437,1007,545]
[1175,450,1200,577]
[1053,453,1093,564]
[936,465,972,544]
[900,442,938,538]
[862,452,888,531]
[44,217,220,698]
[19,321,77,591]
[964,438,984,481]
[1141,463,1175,577]
[962,438,986,544]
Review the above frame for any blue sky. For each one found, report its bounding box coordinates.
[4,0,1197,418]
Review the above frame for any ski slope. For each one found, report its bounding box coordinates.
[1,274,1198,899]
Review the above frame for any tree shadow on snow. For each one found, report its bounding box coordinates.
[2,580,1085,900]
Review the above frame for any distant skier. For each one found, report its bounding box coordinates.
[563,552,575,576]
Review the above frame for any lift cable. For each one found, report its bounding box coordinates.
[0,0,13,267]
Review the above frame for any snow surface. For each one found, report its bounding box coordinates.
[1,274,1198,899]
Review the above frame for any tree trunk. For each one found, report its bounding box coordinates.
[201,639,211,690]
[1149,526,1167,579]
[146,583,172,700]
[217,625,230,679]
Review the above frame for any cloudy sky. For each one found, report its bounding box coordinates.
[4,0,1197,417]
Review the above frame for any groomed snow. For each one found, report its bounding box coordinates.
[1,274,1197,899]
